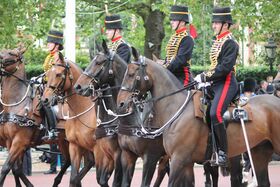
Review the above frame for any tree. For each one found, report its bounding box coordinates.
[0,0,64,48]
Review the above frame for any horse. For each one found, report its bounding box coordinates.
[41,57,121,187]
[74,41,166,187]
[117,48,280,187]
[0,47,71,187]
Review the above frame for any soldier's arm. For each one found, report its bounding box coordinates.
[167,36,194,72]
[205,39,239,81]
[116,43,131,63]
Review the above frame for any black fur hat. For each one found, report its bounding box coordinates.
[105,14,122,29]
[243,78,256,92]
[47,30,64,50]
[170,5,189,23]
[212,6,233,24]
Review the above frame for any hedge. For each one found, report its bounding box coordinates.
[23,48,277,82]
[26,63,277,83]
[191,65,278,83]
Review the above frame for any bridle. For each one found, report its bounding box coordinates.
[120,56,150,98]
[46,61,73,98]
[0,51,27,83]
[82,52,115,90]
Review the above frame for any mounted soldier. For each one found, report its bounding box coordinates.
[104,14,131,63]
[41,30,65,140]
[164,5,194,87]
[194,6,239,166]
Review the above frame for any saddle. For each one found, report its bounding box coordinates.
[193,90,253,124]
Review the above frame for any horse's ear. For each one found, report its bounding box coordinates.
[131,46,139,61]
[102,39,109,54]
[152,53,159,61]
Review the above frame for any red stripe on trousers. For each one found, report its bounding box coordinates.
[183,67,189,86]
[216,72,232,123]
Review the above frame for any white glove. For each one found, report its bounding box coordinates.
[197,82,211,89]
[194,74,202,83]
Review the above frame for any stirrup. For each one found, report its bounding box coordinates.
[42,129,58,141]
[210,151,219,166]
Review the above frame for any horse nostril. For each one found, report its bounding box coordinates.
[74,84,81,91]
[119,102,125,109]
[43,98,49,105]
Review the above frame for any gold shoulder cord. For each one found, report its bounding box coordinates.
[108,39,124,52]
[206,34,235,77]
[165,31,189,67]
[43,54,54,72]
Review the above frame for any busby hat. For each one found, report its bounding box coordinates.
[47,30,64,50]
[105,14,123,29]
[212,6,233,24]
[170,5,189,23]
[243,78,256,92]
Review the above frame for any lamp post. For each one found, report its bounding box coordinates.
[264,38,277,74]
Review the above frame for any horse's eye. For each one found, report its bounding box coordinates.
[56,73,62,77]
[96,60,106,65]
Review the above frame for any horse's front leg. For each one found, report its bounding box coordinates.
[0,145,25,187]
[12,159,33,187]
[168,158,194,187]
[69,143,83,187]
[120,150,138,187]
[112,148,122,187]
[141,154,161,187]
[94,144,113,187]
[76,151,95,182]
[53,137,71,187]
[153,155,169,187]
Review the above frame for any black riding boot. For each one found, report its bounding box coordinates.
[213,122,228,166]
[41,103,58,140]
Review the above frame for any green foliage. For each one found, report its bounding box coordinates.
[0,0,65,48]
[24,47,48,65]
[76,52,90,68]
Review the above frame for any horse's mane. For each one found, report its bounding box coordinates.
[144,58,184,89]
[65,59,83,73]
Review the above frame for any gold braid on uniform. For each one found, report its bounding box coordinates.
[206,33,236,77]
[165,31,190,67]
[108,39,125,52]
[43,54,54,72]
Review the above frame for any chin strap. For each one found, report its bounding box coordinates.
[111,29,117,41]
[218,22,225,36]
[175,21,181,31]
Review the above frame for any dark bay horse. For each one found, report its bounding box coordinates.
[41,58,121,187]
[117,50,280,187]
[0,47,71,187]
[74,42,166,187]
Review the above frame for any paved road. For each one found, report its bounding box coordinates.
[3,164,280,187]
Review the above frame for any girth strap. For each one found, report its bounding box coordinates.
[0,113,37,127]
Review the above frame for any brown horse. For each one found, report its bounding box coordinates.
[74,41,166,187]
[0,47,71,187]
[117,49,280,187]
[41,58,121,187]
